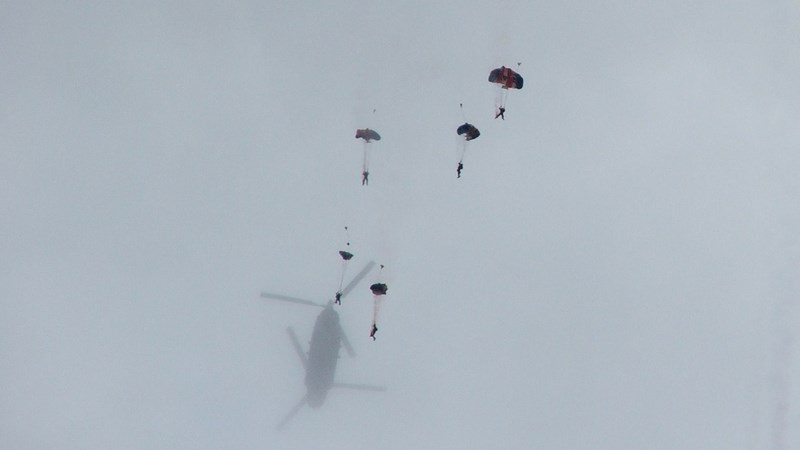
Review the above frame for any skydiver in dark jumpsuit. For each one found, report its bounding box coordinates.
[495,107,505,120]
[457,162,463,178]
[370,323,378,340]
[362,171,369,185]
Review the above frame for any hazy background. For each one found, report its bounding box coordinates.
[2,1,799,448]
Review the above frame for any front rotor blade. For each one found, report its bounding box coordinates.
[332,382,387,392]
[339,261,376,299]
[261,292,325,308]
[276,395,307,431]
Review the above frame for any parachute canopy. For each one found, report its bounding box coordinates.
[370,283,388,296]
[488,66,523,90]
[355,128,381,142]
[457,123,480,141]
[339,250,354,261]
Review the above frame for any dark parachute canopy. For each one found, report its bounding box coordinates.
[457,123,480,141]
[355,128,381,142]
[370,283,388,296]
[488,66,524,90]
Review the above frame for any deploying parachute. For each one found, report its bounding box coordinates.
[488,65,523,119]
[355,128,381,185]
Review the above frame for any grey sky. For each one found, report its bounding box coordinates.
[2,1,799,449]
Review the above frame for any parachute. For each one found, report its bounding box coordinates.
[355,128,381,185]
[488,66,524,90]
[369,266,388,339]
[355,128,381,142]
[369,283,388,296]
[488,66,523,117]
[456,122,480,178]
[457,123,480,141]
[335,227,354,304]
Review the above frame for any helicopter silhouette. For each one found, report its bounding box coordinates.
[261,260,386,430]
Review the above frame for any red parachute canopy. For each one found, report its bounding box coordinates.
[488,66,524,89]
[457,123,480,141]
[355,128,381,142]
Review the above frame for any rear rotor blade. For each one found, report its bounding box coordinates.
[332,382,387,392]
[261,292,325,308]
[339,261,376,299]
[276,395,307,431]
[286,327,308,370]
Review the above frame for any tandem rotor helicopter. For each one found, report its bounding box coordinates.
[261,260,386,430]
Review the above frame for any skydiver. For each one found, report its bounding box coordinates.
[362,171,369,186]
[457,162,463,178]
[335,291,342,305]
[370,323,378,341]
[495,107,505,120]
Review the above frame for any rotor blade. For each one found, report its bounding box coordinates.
[286,327,307,370]
[261,292,325,308]
[338,324,356,358]
[275,395,307,431]
[332,382,387,392]
[339,260,376,299]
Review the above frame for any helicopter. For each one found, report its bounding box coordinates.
[261,261,386,430]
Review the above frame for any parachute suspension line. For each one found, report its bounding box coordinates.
[494,87,506,111]
[362,142,370,172]
[458,140,467,165]
[338,260,348,294]
[373,296,383,323]
[496,87,511,110]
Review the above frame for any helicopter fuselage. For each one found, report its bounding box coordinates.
[304,305,342,407]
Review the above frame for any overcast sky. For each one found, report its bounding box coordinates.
[2,1,800,449]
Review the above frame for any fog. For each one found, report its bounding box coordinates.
[2,1,799,449]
